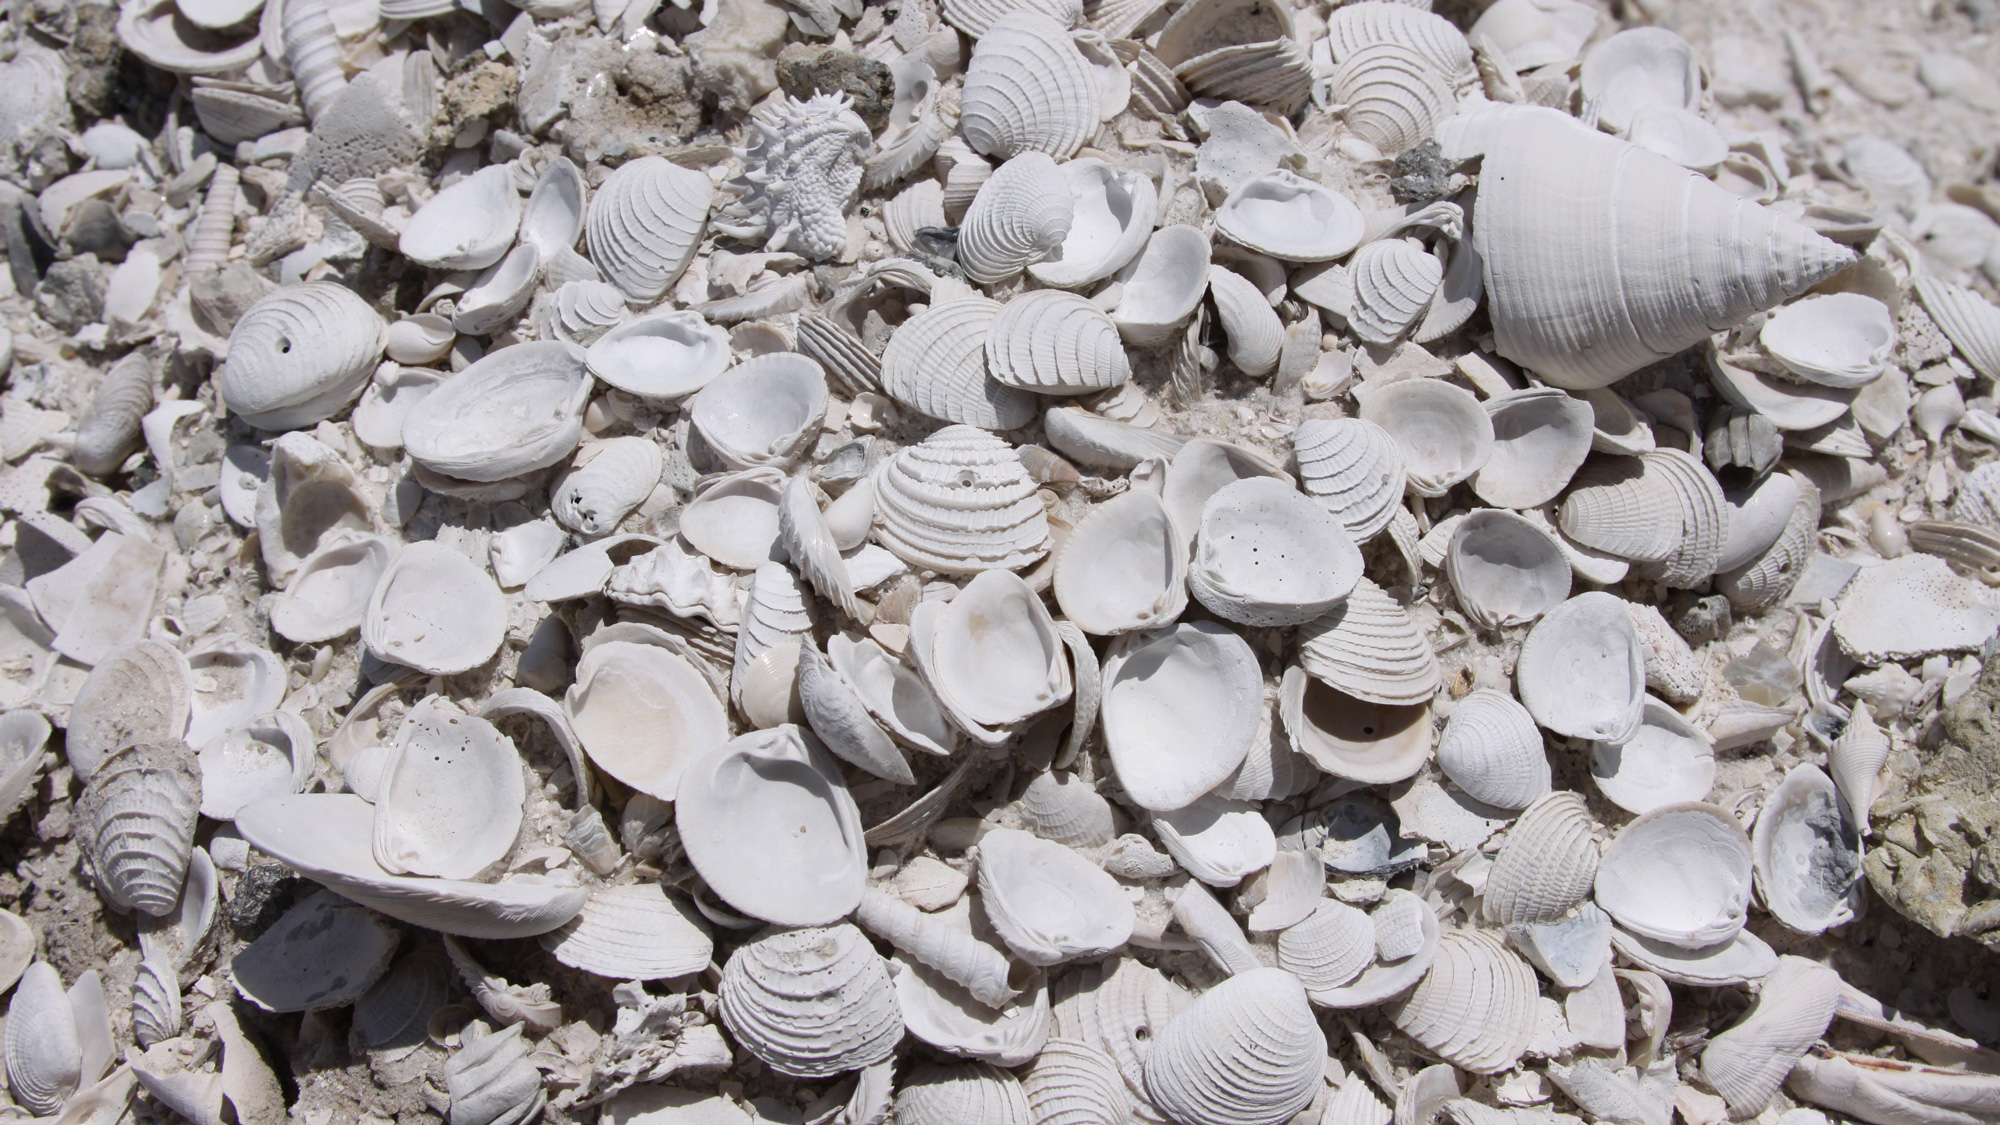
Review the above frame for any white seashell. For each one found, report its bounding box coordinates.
[1044,405,1188,470]
[978,828,1134,964]
[1913,275,2000,383]
[1111,225,1213,344]
[1828,701,1889,835]
[351,950,451,1052]
[282,0,345,123]
[1625,602,1703,705]
[183,638,286,751]
[856,889,1019,1009]
[1327,2,1473,79]
[828,634,959,756]
[1388,930,1539,1075]
[719,923,902,1077]
[1153,795,1276,887]
[197,711,315,821]
[72,352,153,478]
[1349,237,1444,347]
[552,437,662,536]
[1516,591,1646,742]
[798,641,912,784]
[1759,293,1895,389]
[678,725,865,925]
[1157,0,1310,110]
[1953,462,2000,529]
[1434,689,1549,810]
[520,156,586,263]
[0,713,53,829]
[1579,388,1655,455]
[986,290,1129,395]
[1017,770,1114,849]
[896,1063,1032,1125]
[1051,956,1190,1119]
[679,467,785,570]
[731,562,814,722]
[1208,266,1283,377]
[1331,42,1459,157]
[910,569,1071,738]
[80,742,201,916]
[446,1022,544,1125]
[452,246,540,337]
[960,13,1099,161]
[5,964,80,1115]
[363,542,505,675]
[1143,968,1325,1125]
[1507,901,1612,990]
[1358,378,1495,497]
[1699,956,1842,1118]
[1240,847,1323,933]
[566,639,729,801]
[690,353,829,470]
[1578,27,1702,134]
[373,698,523,880]
[1471,388,1596,509]
[400,167,521,271]
[1100,621,1261,811]
[715,94,869,260]
[1831,553,2000,664]
[217,281,386,431]
[1590,695,1715,815]
[66,639,190,781]
[1029,158,1159,288]
[1160,439,1290,547]
[1595,801,1753,949]
[403,341,592,483]
[780,477,860,620]
[943,0,1081,35]
[872,426,1051,572]
[1751,763,1860,935]
[1785,1051,2000,1125]
[1215,171,1366,263]
[551,280,630,347]
[1171,881,1258,975]
[116,0,261,73]
[540,883,713,980]
[1020,1038,1131,1125]
[1278,899,1375,995]
[1708,347,1858,433]
[894,950,1051,1066]
[130,955,181,1049]
[1292,418,1406,543]
[1714,470,1804,575]
[352,366,446,451]
[1444,509,1572,631]
[1190,477,1362,627]
[1435,104,1855,390]
[959,152,1076,284]
[1280,664,1432,786]
[1296,577,1441,707]
[1482,791,1599,926]
[878,297,1039,430]
[1054,486,1187,635]
[231,889,398,1012]
[585,156,713,302]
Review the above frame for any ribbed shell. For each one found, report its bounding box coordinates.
[218,282,386,431]
[854,889,1018,1009]
[1018,771,1116,847]
[1482,791,1599,926]
[958,153,1076,285]
[1173,40,1313,115]
[1143,968,1325,1125]
[718,924,902,1078]
[552,436,664,536]
[731,563,815,704]
[961,13,1099,160]
[896,1063,1033,1125]
[1388,930,1538,1075]
[1209,266,1283,377]
[1295,578,1441,706]
[551,280,627,346]
[130,956,181,1049]
[66,640,190,783]
[1051,957,1191,1114]
[1338,44,1457,157]
[1559,456,1681,561]
[879,297,1038,430]
[1327,1,1471,74]
[1637,448,1729,587]
[946,0,1085,38]
[539,884,713,980]
[797,314,880,396]
[1020,1038,1131,1125]
[1293,418,1406,542]
[1829,702,1889,834]
[183,164,240,276]
[987,290,1129,394]
[1350,237,1443,345]
[79,742,200,917]
[872,425,1051,572]
[1914,275,2000,383]
[1435,690,1549,810]
[282,0,347,122]
[352,952,451,1052]
[1698,956,1841,1117]
[445,1022,544,1125]
[4,964,79,1115]
[73,352,153,478]
[1716,475,1820,612]
[1276,900,1376,994]
[584,156,714,302]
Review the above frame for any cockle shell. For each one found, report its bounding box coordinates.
[878,297,1038,430]
[130,955,181,1049]
[1828,701,1889,835]
[72,352,153,478]
[1278,899,1375,995]
[400,167,521,271]
[959,152,1076,284]
[1751,764,1860,935]
[1143,968,1325,1125]
[1349,237,1444,346]
[1914,275,2000,383]
[1699,956,1842,1118]
[1190,477,1363,627]
[79,742,201,916]
[1358,378,1495,497]
[1100,621,1261,811]
[231,890,398,1012]
[217,282,386,431]
[1444,509,1572,630]
[585,156,713,302]
[1296,578,1441,707]
[1516,591,1646,741]
[715,93,870,260]
[961,13,1099,161]
[1054,485,1187,635]
[781,478,860,621]
[986,290,1129,395]
[910,569,1071,739]
[565,639,730,801]
[363,542,506,675]
[1160,439,1290,545]
[373,699,524,881]
[1590,695,1716,814]
[403,341,592,483]
[197,710,316,821]
[4,963,81,1115]
[66,640,190,781]
[1388,931,1539,1075]
[1051,957,1190,1120]
[1018,770,1115,848]
[1112,225,1213,345]
[897,1063,1033,1125]
[453,246,540,336]
[977,828,1134,965]
[1327,1,1473,78]
[690,354,829,470]
[1020,1038,1132,1125]
[1595,802,1753,949]
[446,1022,544,1125]
[1293,418,1406,543]
[1435,690,1549,809]
[1331,43,1459,158]
[1155,0,1310,110]
[1760,293,1895,389]
[1472,388,1596,509]
[1482,791,1599,926]
[872,425,1051,571]
[1030,158,1159,288]
[719,924,902,1078]
[1215,171,1366,262]
[539,883,713,980]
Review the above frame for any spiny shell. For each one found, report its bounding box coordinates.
[1190,477,1363,627]
[1296,577,1441,707]
[1277,899,1376,996]
[1435,689,1549,810]
[1482,791,1599,926]
[960,12,1099,161]
[66,639,190,781]
[1751,764,1860,935]
[1357,378,1495,498]
[217,282,387,431]
[79,742,201,916]
[1143,968,1325,1125]
[585,156,714,302]
[1293,418,1406,542]
[977,828,1134,965]
[896,1062,1033,1125]
[1699,956,1842,1117]
[878,297,1038,430]
[1444,509,1572,631]
[959,152,1076,285]
[4,963,80,1115]
[1019,1038,1132,1125]
[715,93,870,260]
[1516,591,1646,742]
[986,290,1129,395]
[1100,621,1261,811]
[871,425,1051,572]
[1388,931,1538,1075]
[1053,485,1187,636]
[362,541,506,675]
[1595,801,1754,949]
[1828,701,1889,834]
[539,883,713,980]
[718,924,902,1078]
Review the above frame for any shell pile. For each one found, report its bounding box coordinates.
[6,0,2000,1121]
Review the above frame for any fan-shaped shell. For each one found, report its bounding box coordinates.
[1634,448,1729,587]
[1388,931,1538,1075]
[1293,418,1406,543]
[944,0,1081,37]
[399,166,521,271]
[1589,695,1716,814]
[871,425,1051,572]
[1358,378,1495,497]
[1332,43,1458,157]
[1751,764,1860,935]
[1595,801,1753,949]
[1112,225,1212,344]
[363,542,505,675]
[1327,1,1473,76]
[1349,237,1444,346]
[373,699,524,880]
[1190,477,1362,627]
[1051,956,1190,1118]
[565,639,730,801]
[960,13,1099,161]
[1053,485,1187,636]
[1914,275,2000,383]
[1156,0,1310,109]
[719,924,902,1078]
[1215,171,1366,262]
[231,889,398,1012]
[585,156,713,302]
[1699,956,1842,1118]
[79,742,200,916]
[403,341,592,483]
[1020,1038,1131,1125]
[584,310,732,401]
[1444,509,1572,631]
[878,297,1038,430]
[959,152,1076,285]
[73,352,152,478]
[986,290,1129,395]
[217,282,386,431]
[130,955,180,1049]
[540,883,713,980]
[66,640,190,781]
[1030,158,1159,288]
[1143,968,1325,1125]
[1100,621,1261,811]
[552,280,629,347]
[1471,388,1596,509]
[897,1062,1033,1125]
[689,354,829,470]
[4,963,80,1115]
[1759,293,1895,389]
[1516,591,1645,742]
[1482,791,1599,926]
[977,828,1135,965]
[914,569,1071,737]
[1557,455,1682,561]
[352,951,450,1052]
[1277,899,1375,995]
[1828,701,1889,835]
[197,710,316,821]
[1017,771,1115,848]
[1296,578,1441,707]
[1435,690,1548,809]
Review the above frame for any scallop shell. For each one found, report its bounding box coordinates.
[1143,968,1325,1125]
[719,923,902,1078]
[1332,43,1459,157]
[1214,171,1366,263]
[897,1062,1033,1125]
[1760,293,1895,389]
[1020,1038,1131,1125]
[4,963,80,1115]
[217,282,386,431]
[1277,899,1376,996]
[1054,486,1187,635]
[403,341,592,483]
[197,710,316,821]
[584,156,713,302]
[1296,577,1441,707]
[73,352,153,478]
[539,883,713,980]
[1595,801,1753,949]
[231,889,398,1012]
[66,639,190,782]
[978,828,1134,964]
[564,638,729,801]
[552,437,663,536]
[1357,378,1495,497]
[856,889,1018,1009]
[1435,689,1549,810]
[1388,930,1539,1075]
[911,569,1071,738]
[363,542,506,675]
[1189,477,1362,628]
[1100,621,1261,811]
[1699,956,1842,1118]
[79,741,201,916]
[1828,701,1889,835]
[1292,418,1406,543]
[1444,509,1572,631]
[372,698,523,881]
[1482,791,1599,926]
[1030,158,1159,288]
[130,955,181,1049]
[960,152,1076,284]
[1751,764,1860,935]
[871,425,1051,572]
[961,13,1099,161]
[1328,1,1473,77]
[986,290,1129,395]
[1516,591,1645,742]
[1590,695,1716,815]
[1913,274,2000,382]
[878,297,1038,430]
[1111,225,1213,345]
[1471,388,1596,510]
[690,354,829,470]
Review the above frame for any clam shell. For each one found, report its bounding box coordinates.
[80,742,201,916]
[719,924,902,1078]
[1152,795,1277,887]
[1830,554,2000,664]
[1633,448,1729,587]
[1699,956,1842,1118]
[1111,225,1213,345]
[585,311,733,401]
[130,955,181,1050]
[552,437,663,537]
[520,155,586,263]
[217,282,386,431]
[1557,455,1681,561]
[1828,701,1889,835]
[1020,1038,1132,1125]
[1760,293,1896,388]
[1358,378,1495,497]
[1914,274,2000,382]
[828,634,959,756]
[1044,404,1189,470]
[403,341,592,483]
[1293,418,1407,543]
[1482,791,1599,926]
[352,951,451,1053]
[134,845,216,972]
[1172,38,1313,111]
[1278,899,1376,996]
[1751,764,1860,935]
[1332,42,1459,157]
[1190,477,1362,627]
[1029,158,1159,288]
[183,638,286,751]
[978,828,1134,964]
[1328,1,1473,78]
[1595,801,1753,949]
[986,290,1129,395]
[373,698,523,881]
[352,366,445,451]
[960,152,1076,284]
[551,279,628,347]
[1143,968,1325,1125]
[4,964,80,1115]
[66,639,190,781]
[399,166,521,271]
[1242,847,1323,932]
[894,950,1051,1066]
[911,569,1071,737]
[539,883,713,980]
[1051,956,1190,1119]
[961,13,1099,160]
[453,245,540,336]
[731,562,814,722]
[1296,577,1441,707]
[565,639,730,801]
[1018,770,1115,848]
[363,542,505,675]
[680,467,785,570]
[1516,591,1645,742]
[196,710,316,821]
[879,297,1038,430]
[1589,695,1716,815]
[1053,485,1187,636]
[1215,171,1366,263]
[585,155,713,302]
[798,642,912,783]
[872,425,1051,572]
[1100,621,1261,811]
[115,0,260,73]
[1351,237,1444,345]
[1434,689,1549,810]
[231,889,398,1012]
[1444,509,1572,630]
[1280,663,1432,785]
[1508,901,1612,990]
[1388,930,1538,1075]
[1161,439,1292,546]
[690,353,829,470]
[896,1063,1033,1125]
[1471,388,1596,510]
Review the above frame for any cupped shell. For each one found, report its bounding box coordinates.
[960,13,1098,161]
[894,952,1051,1066]
[1143,968,1325,1125]
[1029,158,1159,288]
[1595,801,1753,949]
[79,742,201,916]
[4,963,80,1115]
[403,341,592,483]
[797,643,913,784]
[1444,509,1571,631]
[372,698,524,880]
[197,710,316,821]
[1434,689,1549,810]
[872,425,1051,572]
[1750,764,1860,935]
[1471,388,1595,510]
[1215,171,1365,262]
[1054,486,1187,635]
[1293,418,1406,542]
[66,640,190,781]
[363,542,506,675]
[1279,664,1432,785]
[690,354,829,470]
[1482,791,1599,926]
[679,467,785,570]
[1759,293,1895,388]
[1387,930,1538,1075]
[959,152,1076,284]
[1515,591,1645,742]
[1111,225,1212,345]
[828,634,958,756]
[1190,477,1362,627]
[1589,695,1715,814]
[1100,621,1261,811]
[217,282,386,431]
[1358,378,1495,497]
[1277,900,1376,995]
[977,828,1134,965]
[719,924,902,1078]
[879,297,1038,430]
[1296,578,1441,707]
[585,311,731,400]
[400,166,521,271]
[986,290,1129,395]
[540,883,713,980]
[1699,956,1842,1118]
[585,156,713,302]
[912,569,1071,736]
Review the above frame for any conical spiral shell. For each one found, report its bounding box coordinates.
[1482,791,1600,926]
[718,924,902,1078]
[1143,968,1325,1125]
[217,282,387,431]
[73,352,154,478]
[1327,1,1473,76]
[4,963,80,1115]
[1332,43,1459,158]
[1051,957,1190,1115]
[987,290,1129,394]
[183,163,240,277]
[79,742,200,917]
[1435,690,1550,810]
[896,1062,1033,1125]
[1698,956,1841,1117]
[961,12,1099,161]
[1295,578,1441,706]
[282,0,347,123]
[871,425,1052,572]
[1293,418,1406,542]
[1350,235,1444,343]
[1388,931,1538,1075]
[854,889,1018,1009]
[959,152,1076,285]
[1020,1038,1131,1125]
[1716,475,1820,612]
[879,297,1038,430]
[1829,702,1889,835]
[1276,899,1376,995]
[131,955,182,1048]
[584,156,713,302]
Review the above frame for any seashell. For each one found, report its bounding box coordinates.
[551,280,630,347]
[1590,695,1716,815]
[878,297,1038,430]
[1579,388,1655,456]
[1952,462,2000,529]
[1044,405,1188,470]
[943,0,1082,35]
[130,955,181,1049]
[1293,418,1406,543]
[452,246,541,337]
[910,569,1071,738]
[1296,578,1441,707]
[1434,689,1549,810]
[679,467,785,570]
[1913,275,2000,383]
[519,156,586,265]
[939,138,997,220]
[828,635,958,757]
[115,0,261,73]
[678,725,865,925]
[1760,293,1896,389]
[231,889,398,1012]
[1240,847,1323,933]
[363,542,506,675]
[1471,388,1596,510]
[1331,43,1459,157]
[719,924,902,1077]
[1749,763,1859,941]
[552,437,663,536]
[566,638,729,801]
[715,94,869,260]
[182,163,241,277]
[404,341,592,483]
[217,281,386,431]
[978,828,1134,964]
[183,638,286,751]
[1714,470,1804,575]
[1508,901,1612,990]
[282,0,346,123]
[1578,27,1702,134]
[1831,554,2000,663]
[585,156,713,302]
[1207,266,1283,377]
[986,290,1129,395]
[1158,0,1310,110]
[5,963,80,1115]
[1051,956,1190,1118]
[781,480,859,622]
[352,950,451,1053]
[1482,791,1599,926]
[1278,899,1376,996]
[856,889,1019,1009]
[894,949,1051,1066]
[1327,1,1473,78]
[1515,591,1646,742]
[1444,509,1572,631]
[1595,801,1753,949]
[1111,225,1213,344]
[73,352,153,478]
[79,742,201,916]
[372,698,523,880]
[1029,158,1159,288]
[352,366,446,451]
[1170,881,1259,974]
[1160,439,1290,546]
[197,710,315,821]
[959,152,1076,284]
[1388,930,1539,1075]
[1018,770,1114,848]
[1053,485,1187,635]
[688,354,828,473]
[896,1063,1033,1125]
[1153,795,1277,887]
[400,167,521,271]
[1143,967,1325,1125]
[1434,104,1855,390]
[960,13,1099,161]
[446,1023,544,1125]
[540,883,712,980]
[1828,701,1889,835]
[0,713,53,828]
[731,562,814,723]
[1215,171,1366,263]
[872,426,1052,572]
[1357,378,1495,497]
[1785,1051,2000,1125]
[66,640,190,781]
[1349,238,1444,346]
[1100,621,1261,811]
[1189,477,1362,627]
[1280,664,1431,786]
[1020,1038,1131,1125]
[1699,956,1842,1118]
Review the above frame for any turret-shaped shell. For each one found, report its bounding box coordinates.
[960,152,1076,284]
[878,298,1038,430]
[961,13,1098,160]
[1751,764,1860,935]
[977,828,1134,965]
[1595,802,1753,949]
[585,156,713,301]
[911,570,1071,740]
[1054,485,1187,635]
[872,426,1051,572]
[363,542,506,675]
[987,290,1129,394]
[80,742,200,916]
[1020,1038,1131,1125]
[1516,591,1645,742]
[1483,792,1599,926]
[1699,956,1842,1118]
[5,964,80,1115]
[715,93,870,260]
[446,1023,544,1125]
[373,698,524,881]
[1388,931,1538,1075]
[282,0,346,120]
[1444,509,1572,631]
[690,353,829,470]
[1293,418,1406,542]
[552,437,663,536]
[218,282,386,431]
[719,924,902,1077]
[66,640,189,781]
[855,889,1019,1009]
[1143,968,1325,1125]
[1828,702,1889,834]
[896,1063,1033,1125]
[403,341,592,483]
[1435,690,1549,810]
[1357,378,1495,497]
[73,352,153,478]
[1100,622,1261,810]
[1296,578,1441,707]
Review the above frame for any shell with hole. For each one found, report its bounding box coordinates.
[719,923,902,1078]
[584,155,713,302]
[1053,483,1187,635]
[960,13,1099,160]
[978,828,1135,965]
[1444,509,1572,631]
[872,425,1051,573]
[1589,695,1716,815]
[371,698,525,881]
[1029,158,1159,288]
[1750,764,1861,935]
[1142,968,1325,1125]
[909,569,1072,741]
[362,542,506,675]
[216,282,387,431]
[689,353,829,470]
[985,290,1129,395]
[552,437,664,536]
[1189,477,1363,628]
[958,152,1076,285]
[1357,378,1495,497]
[1516,591,1646,742]
[1100,621,1262,811]
[79,741,201,916]
[1595,801,1754,949]
[1388,930,1539,1075]
[1434,689,1549,810]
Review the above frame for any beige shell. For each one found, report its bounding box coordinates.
[1482,791,1599,926]
[1590,695,1716,814]
[1190,477,1363,628]
[217,282,386,431]
[872,425,1051,572]
[960,13,1099,161]
[1435,689,1549,810]
[4,963,80,1115]
[403,341,592,483]
[363,542,505,675]
[986,290,1129,395]
[1358,378,1495,497]
[1595,801,1753,949]
[1516,591,1645,742]
[1277,899,1376,996]
[1750,764,1860,935]
[1296,577,1441,707]
[1828,701,1889,835]
[1351,238,1444,345]
[1029,158,1160,288]
[539,883,713,980]
[959,152,1076,284]
[1100,622,1262,811]
[565,638,730,802]
[978,828,1134,964]
[689,353,829,470]
[896,1063,1033,1125]
[910,569,1071,740]
[719,924,902,1078]
[80,742,201,916]
[1293,418,1406,542]
[1389,930,1538,1075]
[1053,485,1187,636]
[584,155,713,302]
[1699,956,1842,1117]
[1143,968,1325,1125]
[66,639,190,781]
[1019,1038,1132,1125]
[1444,509,1572,631]
[879,298,1038,430]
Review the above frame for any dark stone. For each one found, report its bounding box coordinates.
[1666,591,1733,646]
[60,198,132,263]
[230,863,307,941]
[34,256,105,332]
[1389,140,1453,205]
[776,44,895,129]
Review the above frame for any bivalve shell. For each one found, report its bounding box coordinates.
[363,542,506,675]
[1914,275,2000,383]
[1331,42,1459,157]
[959,152,1076,285]
[910,569,1071,739]
[978,828,1135,965]
[1358,378,1495,497]
[1143,968,1325,1125]
[1444,509,1572,631]
[403,341,592,483]
[196,710,316,821]
[828,635,959,756]
[1190,477,1363,627]
[872,425,1051,572]
[1589,695,1715,814]
[1111,226,1212,344]
[231,890,398,1012]
[585,156,714,302]
[1699,956,1842,1118]
[1830,554,2000,664]
[539,883,713,980]
[130,955,181,1049]
[1019,1038,1131,1125]
[1350,237,1444,345]
[565,639,730,801]
[1750,764,1860,935]
[960,13,1099,161]
[217,282,386,431]
[986,290,1129,395]
[1388,931,1538,1075]
[1434,690,1549,810]
[1482,791,1599,927]
[1276,900,1376,996]
[66,639,190,781]
[896,1063,1032,1125]
[1759,292,1896,389]
[1280,665,1432,786]
[1051,956,1190,1117]
[1053,485,1187,635]
[689,354,829,470]
[372,698,524,880]
[552,437,663,536]
[4,963,80,1115]
[584,311,732,400]
[1100,622,1261,811]
[1215,171,1366,263]
[79,742,201,916]
[1296,578,1441,707]
[399,166,521,271]
[270,535,395,645]
[1029,158,1159,288]
[1293,418,1406,542]
[1472,388,1596,510]
[1515,591,1645,742]
[878,298,1038,430]
[1595,802,1754,949]
[719,924,902,1078]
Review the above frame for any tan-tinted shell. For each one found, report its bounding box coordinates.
[66,640,189,781]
